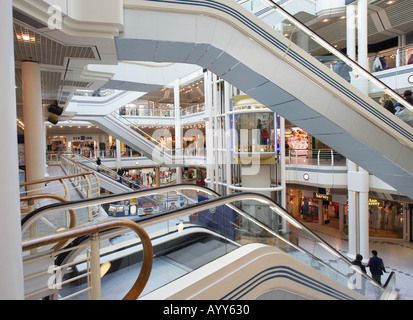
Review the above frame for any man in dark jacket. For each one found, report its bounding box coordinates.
[352,254,366,274]
[367,250,387,285]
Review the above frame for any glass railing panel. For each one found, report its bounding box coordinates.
[194,195,385,299]
[24,188,388,299]
[22,185,221,300]
[109,112,174,157]
[21,184,220,245]
[236,0,413,124]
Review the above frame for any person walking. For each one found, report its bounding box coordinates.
[367,250,387,285]
[96,157,101,172]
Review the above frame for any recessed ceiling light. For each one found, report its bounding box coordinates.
[408,74,413,84]
[323,19,330,23]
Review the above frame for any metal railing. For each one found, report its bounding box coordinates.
[22,218,153,300]
[285,148,346,166]
[21,184,397,299]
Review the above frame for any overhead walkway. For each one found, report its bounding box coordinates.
[115,0,413,200]
[21,184,397,300]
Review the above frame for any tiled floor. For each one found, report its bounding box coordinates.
[305,222,413,300]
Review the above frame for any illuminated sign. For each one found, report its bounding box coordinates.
[313,192,331,201]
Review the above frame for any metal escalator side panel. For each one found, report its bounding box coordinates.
[140,243,366,300]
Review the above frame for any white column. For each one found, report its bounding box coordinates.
[22,61,46,185]
[347,160,358,260]
[116,138,121,170]
[280,116,286,209]
[357,0,369,70]
[174,80,182,184]
[0,0,24,299]
[358,167,370,261]
[347,159,370,261]
[205,71,214,190]
[212,74,219,192]
[224,81,232,195]
[346,3,357,60]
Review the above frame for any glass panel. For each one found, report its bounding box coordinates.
[234,112,276,153]
[236,0,413,127]
[24,187,388,299]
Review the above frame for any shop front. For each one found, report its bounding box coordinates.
[287,186,405,239]
[368,198,403,239]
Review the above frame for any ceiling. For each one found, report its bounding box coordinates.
[137,76,205,106]
[12,7,104,121]
[12,0,413,124]
[299,0,413,51]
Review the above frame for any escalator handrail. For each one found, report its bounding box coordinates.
[21,193,77,251]
[263,0,412,112]
[53,188,385,298]
[20,183,221,233]
[109,112,174,155]
[145,0,413,144]
[21,182,383,292]
[22,218,153,300]
[67,153,137,188]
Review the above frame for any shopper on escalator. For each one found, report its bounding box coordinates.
[367,250,387,286]
[351,254,366,274]
[394,89,413,127]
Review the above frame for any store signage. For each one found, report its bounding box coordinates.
[368,198,382,206]
[313,192,331,201]
[73,136,93,140]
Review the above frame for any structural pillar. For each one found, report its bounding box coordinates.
[357,0,369,71]
[224,81,232,195]
[0,0,24,299]
[347,160,370,261]
[347,160,358,259]
[115,139,121,170]
[358,167,370,261]
[346,3,357,61]
[22,61,46,185]
[356,0,370,262]
[174,80,182,184]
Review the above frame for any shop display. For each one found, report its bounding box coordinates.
[285,128,308,156]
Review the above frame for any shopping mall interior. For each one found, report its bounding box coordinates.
[3,0,413,301]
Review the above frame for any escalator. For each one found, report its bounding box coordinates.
[64,153,139,194]
[115,0,413,200]
[82,113,175,165]
[21,184,397,300]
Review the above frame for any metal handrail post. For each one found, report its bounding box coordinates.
[89,232,101,300]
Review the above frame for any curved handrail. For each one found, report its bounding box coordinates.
[22,218,153,300]
[20,172,96,188]
[20,183,393,299]
[20,183,220,234]
[20,172,98,201]
[21,193,77,251]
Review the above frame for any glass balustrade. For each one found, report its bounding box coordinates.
[22,185,390,299]
[236,0,413,117]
